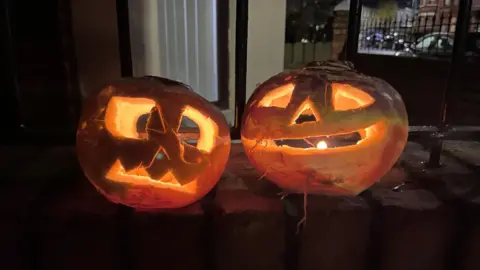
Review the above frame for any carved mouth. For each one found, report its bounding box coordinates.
[105,159,198,194]
[273,131,362,149]
[257,123,380,150]
[106,160,183,187]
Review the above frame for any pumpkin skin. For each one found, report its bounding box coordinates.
[77,77,231,209]
[241,61,408,196]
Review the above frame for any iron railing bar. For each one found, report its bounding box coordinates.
[428,0,473,167]
[2,0,23,131]
[346,0,362,61]
[116,0,133,77]
[231,0,248,140]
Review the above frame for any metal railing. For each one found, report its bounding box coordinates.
[358,10,480,58]
[3,0,480,169]
[348,0,480,167]
[232,0,480,168]
[120,0,479,169]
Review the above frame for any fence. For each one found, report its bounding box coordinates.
[285,11,480,68]
[358,11,480,58]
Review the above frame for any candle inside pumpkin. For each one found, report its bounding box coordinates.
[240,61,409,196]
[316,141,328,149]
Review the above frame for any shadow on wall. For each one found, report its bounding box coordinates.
[71,0,121,98]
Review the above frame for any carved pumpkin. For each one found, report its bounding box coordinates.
[241,61,408,196]
[77,77,231,209]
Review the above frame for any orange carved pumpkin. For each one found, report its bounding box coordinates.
[77,77,231,209]
[241,61,408,196]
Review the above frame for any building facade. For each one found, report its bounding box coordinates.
[417,0,480,33]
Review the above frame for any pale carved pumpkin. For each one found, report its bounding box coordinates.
[77,77,231,209]
[241,61,408,195]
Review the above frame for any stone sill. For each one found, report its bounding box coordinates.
[0,141,479,269]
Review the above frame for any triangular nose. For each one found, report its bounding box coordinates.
[292,99,321,124]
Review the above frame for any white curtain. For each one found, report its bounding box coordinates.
[129,0,219,102]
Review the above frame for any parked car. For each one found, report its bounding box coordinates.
[360,30,413,56]
[395,32,480,58]
[363,31,385,49]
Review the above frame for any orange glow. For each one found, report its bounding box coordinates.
[332,83,375,111]
[102,104,219,193]
[103,97,218,153]
[290,99,321,125]
[77,77,233,210]
[246,122,384,155]
[104,97,156,139]
[182,106,218,153]
[357,125,378,145]
[102,104,220,192]
[258,83,295,108]
[240,67,408,197]
[105,159,197,193]
[316,141,328,149]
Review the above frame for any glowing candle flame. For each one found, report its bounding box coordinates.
[317,141,328,149]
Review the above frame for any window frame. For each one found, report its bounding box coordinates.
[213,0,230,109]
[117,0,230,110]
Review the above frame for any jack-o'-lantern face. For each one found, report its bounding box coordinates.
[77,77,231,209]
[241,61,408,195]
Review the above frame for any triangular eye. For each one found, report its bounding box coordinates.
[291,99,321,124]
[104,97,156,139]
[177,113,200,148]
[178,106,219,153]
[136,114,150,135]
[258,83,295,108]
[332,83,375,111]
[145,107,167,136]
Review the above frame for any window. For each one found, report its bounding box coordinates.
[444,0,451,6]
[421,0,437,5]
[71,0,228,109]
[418,12,436,17]
[128,0,229,107]
[415,35,438,52]
[413,34,454,56]
[436,37,454,52]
